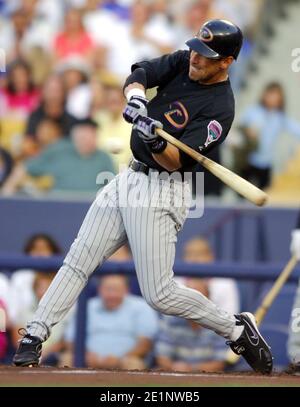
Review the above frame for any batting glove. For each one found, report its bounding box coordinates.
[290,229,300,260]
[134,116,167,154]
[123,96,148,124]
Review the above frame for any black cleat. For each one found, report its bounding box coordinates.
[13,333,42,367]
[284,362,300,375]
[227,312,273,374]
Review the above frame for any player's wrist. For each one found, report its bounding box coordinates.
[146,137,168,154]
[126,88,147,102]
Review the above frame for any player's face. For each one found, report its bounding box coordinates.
[189,51,229,84]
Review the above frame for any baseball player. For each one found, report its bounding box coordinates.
[13,20,273,374]
[287,212,300,373]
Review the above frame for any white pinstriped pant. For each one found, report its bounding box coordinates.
[27,168,236,341]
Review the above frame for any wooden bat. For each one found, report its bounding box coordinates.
[156,128,268,207]
[226,255,299,365]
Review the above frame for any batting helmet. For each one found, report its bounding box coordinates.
[186,19,243,60]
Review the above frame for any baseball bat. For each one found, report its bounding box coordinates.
[156,128,268,207]
[226,255,299,365]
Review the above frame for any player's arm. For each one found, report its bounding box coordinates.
[123,51,188,126]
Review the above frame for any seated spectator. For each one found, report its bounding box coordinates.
[94,84,132,169]
[53,7,95,61]
[0,148,13,186]
[1,119,116,195]
[8,233,62,327]
[25,74,78,139]
[0,299,8,362]
[155,278,228,372]
[21,119,64,159]
[0,273,9,362]
[56,56,92,120]
[234,82,300,189]
[183,237,240,314]
[0,2,62,60]
[65,274,158,370]
[0,60,40,155]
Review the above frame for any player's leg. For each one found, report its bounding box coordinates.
[13,175,127,366]
[122,174,236,338]
[122,172,272,373]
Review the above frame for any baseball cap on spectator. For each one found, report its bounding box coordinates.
[73,117,99,129]
[55,56,91,80]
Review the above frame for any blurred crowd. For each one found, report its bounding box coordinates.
[0,232,240,371]
[0,0,268,198]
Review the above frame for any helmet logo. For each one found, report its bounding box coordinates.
[198,27,214,42]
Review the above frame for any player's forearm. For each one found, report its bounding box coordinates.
[124,83,146,100]
[152,143,182,172]
[123,67,148,100]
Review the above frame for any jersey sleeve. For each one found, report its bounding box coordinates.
[178,112,234,167]
[131,50,189,89]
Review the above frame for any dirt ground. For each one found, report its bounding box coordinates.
[0,366,300,387]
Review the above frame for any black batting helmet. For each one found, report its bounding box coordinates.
[186,19,243,60]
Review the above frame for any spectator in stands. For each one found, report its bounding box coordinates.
[0,299,8,362]
[8,233,62,329]
[21,118,64,159]
[0,60,40,155]
[95,84,132,169]
[0,7,30,62]
[7,233,69,365]
[25,74,78,139]
[183,237,240,314]
[234,82,300,189]
[155,278,228,372]
[53,7,95,62]
[173,0,221,49]
[65,274,158,370]
[0,148,13,186]
[56,56,92,120]
[98,0,175,79]
[1,119,116,195]
[0,272,10,362]
[0,1,61,62]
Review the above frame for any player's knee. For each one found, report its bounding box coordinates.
[142,291,173,314]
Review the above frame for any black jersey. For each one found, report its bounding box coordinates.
[130,50,235,172]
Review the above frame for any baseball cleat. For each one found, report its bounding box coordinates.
[13,333,42,367]
[227,312,273,374]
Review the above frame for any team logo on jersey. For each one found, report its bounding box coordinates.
[164,102,189,129]
[198,27,214,42]
[204,120,223,148]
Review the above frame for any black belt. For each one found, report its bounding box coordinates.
[129,158,179,179]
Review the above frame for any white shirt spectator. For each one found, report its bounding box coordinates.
[0,273,10,307]
[209,278,240,315]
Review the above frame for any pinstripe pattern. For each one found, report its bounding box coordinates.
[27,168,235,341]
